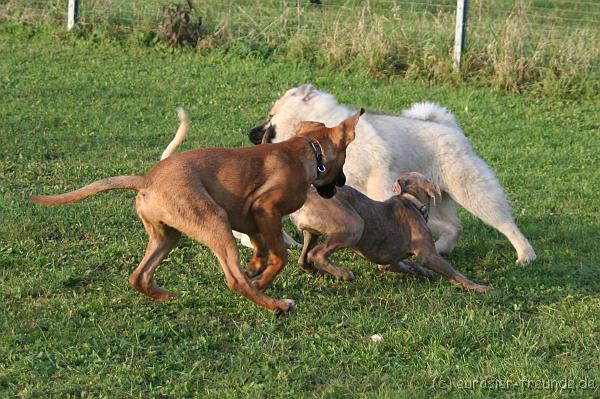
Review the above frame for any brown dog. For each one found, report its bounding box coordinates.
[30,108,365,312]
[290,172,491,292]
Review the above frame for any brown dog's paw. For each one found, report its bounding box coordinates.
[245,267,262,279]
[251,278,269,292]
[152,291,181,302]
[276,299,296,313]
[472,284,493,293]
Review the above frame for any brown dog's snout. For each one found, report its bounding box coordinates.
[315,171,346,199]
[335,171,346,187]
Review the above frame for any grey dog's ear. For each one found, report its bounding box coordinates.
[392,179,406,194]
[297,84,317,102]
[425,181,442,206]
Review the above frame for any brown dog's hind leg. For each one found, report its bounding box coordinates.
[128,219,181,302]
[298,230,318,273]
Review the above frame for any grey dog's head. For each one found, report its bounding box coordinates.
[392,172,442,206]
[248,84,336,145]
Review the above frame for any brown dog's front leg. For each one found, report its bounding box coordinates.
[163,199,294,312]
[215,240,295,312]
[246,234,268,278]
[251,208,288,292]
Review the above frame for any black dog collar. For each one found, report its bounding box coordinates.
[302,137,326,176]
[401,193,429,222]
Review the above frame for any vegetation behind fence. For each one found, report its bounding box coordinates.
[1,0,599,97]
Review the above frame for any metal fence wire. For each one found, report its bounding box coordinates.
[7,0,599,33]
[2,0,599,89]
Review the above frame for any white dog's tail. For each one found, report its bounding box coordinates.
[402,102,458,129]
[160,107,190,160]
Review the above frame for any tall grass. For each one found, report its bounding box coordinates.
[1,0,598,97]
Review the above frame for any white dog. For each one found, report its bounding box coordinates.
[247,84,536,264]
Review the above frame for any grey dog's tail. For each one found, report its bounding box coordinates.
[30,175,147,206]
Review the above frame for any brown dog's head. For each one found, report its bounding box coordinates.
[295,109,364,198]
[392,172,442,206]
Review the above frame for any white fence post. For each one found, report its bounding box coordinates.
[453,0,468,72]
[67,0,80,31]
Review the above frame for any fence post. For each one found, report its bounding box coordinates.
[67,0,80,31]
[453,0,468,72]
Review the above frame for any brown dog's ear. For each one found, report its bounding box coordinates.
[260,126,275,144]
[260,133,270,144]
[339,108,365,145]
[295,121,325,136]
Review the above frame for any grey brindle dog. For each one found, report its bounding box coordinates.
[290,172,492,292]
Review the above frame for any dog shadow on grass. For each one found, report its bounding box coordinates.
[438,213,599,303]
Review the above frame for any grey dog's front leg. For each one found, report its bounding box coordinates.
[307,233,356,282]
[378,260,437,278]
[417,253,492,293]
[298,230,318,272]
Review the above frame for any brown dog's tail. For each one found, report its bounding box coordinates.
[30,175,147,206]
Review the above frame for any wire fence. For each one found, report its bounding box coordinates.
[2,0,599,94]
[5,0,599,33]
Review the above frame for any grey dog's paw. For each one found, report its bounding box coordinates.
[339,270,355,281]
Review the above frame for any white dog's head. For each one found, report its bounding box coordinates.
[249,84,343,145]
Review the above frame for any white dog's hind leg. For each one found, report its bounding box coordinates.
[233,231,254,248]
[495,222,536,265]
[441,155,536,264]
[233,230,300,249]
[428,195,463,254]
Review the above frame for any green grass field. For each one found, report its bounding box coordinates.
[1,23,599,398]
